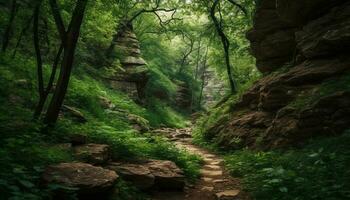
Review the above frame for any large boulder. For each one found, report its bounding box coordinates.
[42,162,118,199]
[74,144,111,165]
[147,159,185,190]
[106,162,155,190]
[106,159,185,191]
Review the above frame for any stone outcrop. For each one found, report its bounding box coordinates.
[108,24,149,101]
[106,159,185,191]
[175,81,192,110]
[202,68,226,108]
[107,162,155,190]
[42,162,118,199]
[206,0,350,149]
[74,143,111,165]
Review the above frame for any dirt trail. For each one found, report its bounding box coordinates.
[151,128,250,200]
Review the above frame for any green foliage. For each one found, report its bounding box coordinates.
[224,131,350,200]
[0,52,200,199]
[145,98,188,128]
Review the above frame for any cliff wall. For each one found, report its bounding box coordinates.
[204,0,350,149]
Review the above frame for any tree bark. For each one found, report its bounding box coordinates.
[33,44,63,119]
[44,0,88,125]
[33,2,44,94]
[2,0,18,52]
[210,0,237,94]
[178,37,194,74]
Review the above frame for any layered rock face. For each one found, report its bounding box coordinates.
[207,0,350,149]
[202,68,226,108]
[108,24,149,101]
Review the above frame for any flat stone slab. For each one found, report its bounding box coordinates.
[202,177,214,182]
[215,190,241,200]
[106,162,154,190]
[121,56,146,66]
[213,179,229,183]
[42,162,118,197]
[201,186,214,192]
[200,169,223,177]
[204,164,221,170]
[107,159,185,191]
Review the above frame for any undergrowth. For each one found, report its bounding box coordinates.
[225,130,350,200]
[0,53,200,199]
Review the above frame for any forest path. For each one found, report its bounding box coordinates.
[151,127,250,200]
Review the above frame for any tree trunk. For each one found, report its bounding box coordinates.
[44,0,88,125]
[2,0,18,52]
[33,2,45,120]
[33,44,63,119]
[210,0,237,94]
[178,38,194,74]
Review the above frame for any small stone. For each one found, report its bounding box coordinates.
[213,179,229,183]
[200,169,223,177]
[202,186,214,192]
[202,177,213,182]
[203,157,215,163]
[215,190,240,200]
[174,133,192,139]
[203,154,216,158]
[204,165,221,170]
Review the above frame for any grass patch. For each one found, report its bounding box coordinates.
[224,130,350,200]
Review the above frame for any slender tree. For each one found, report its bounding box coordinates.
[44,0,88,125]
[32,0,64,119]
[209,0,247,94]
[2,0,18,52]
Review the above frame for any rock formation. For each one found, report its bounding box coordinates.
[205,0,350,149]
[43,140,186,198]
[175,81,192,110]
[42,162,119,199]
[202,68,226,108]
[107,23,149,102]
